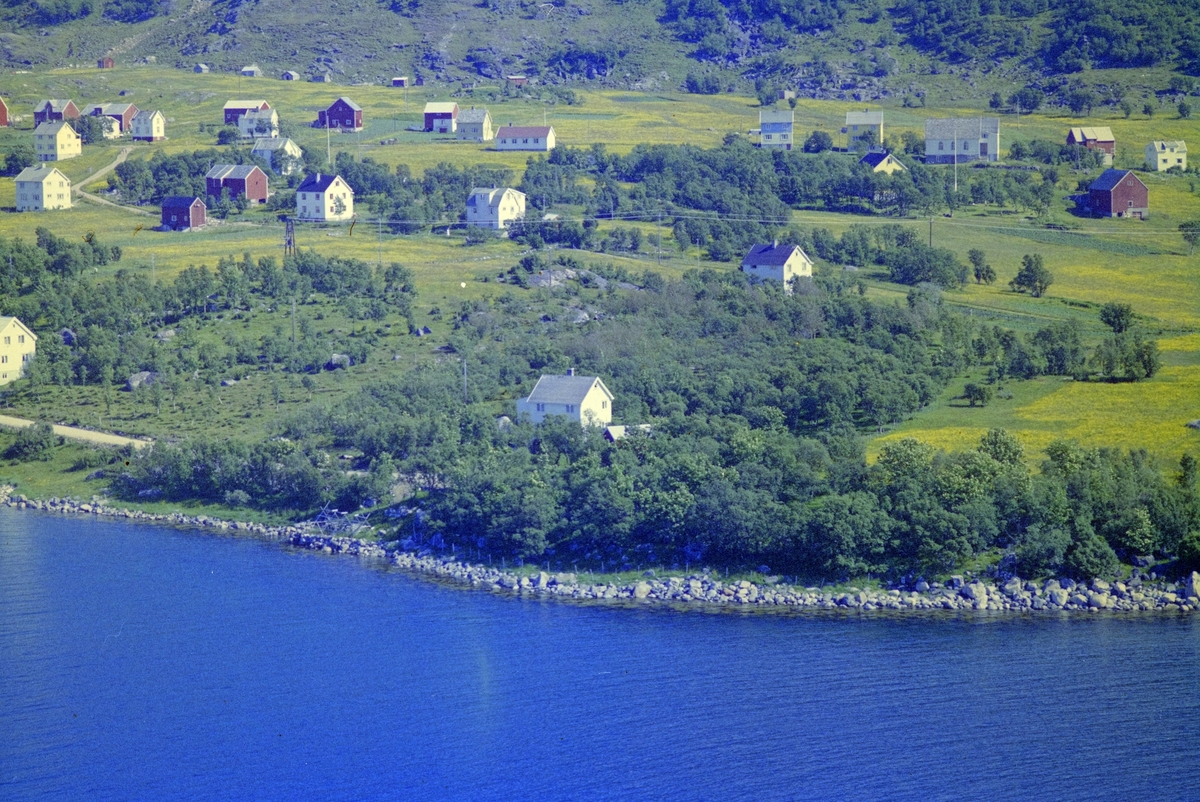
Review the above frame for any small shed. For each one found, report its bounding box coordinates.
[1088,169,1148,219]
[241,64,263,77]
[310,72,333,83]
[194,63,209,73]
[392,76,409,87]
[98,57,114,69]
[281,70,301,81]
[161,196,206,230]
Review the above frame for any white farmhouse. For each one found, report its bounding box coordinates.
[296,173,354,222]
[1145,140,1187,171]
[516,370,613,427]
[131,109,165,141]
[466,187,525,229]
[740,242,813,294]
[238,107,279,139]
[15,165,72,211]
[924,117,1000,164]
[252,137,304,175]
[495,124,555,151]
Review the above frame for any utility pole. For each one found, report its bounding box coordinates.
[929,217,933,248]
[377,218,383,269]
[326,117,331,165]
[291,297,296,346]
[150,252,155,284]
[462,357,468,403]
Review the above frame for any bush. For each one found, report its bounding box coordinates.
[1066,528,1120,580]
[5,422,58,462]
[1178,530,1200,572]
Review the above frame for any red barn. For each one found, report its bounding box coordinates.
[423,102,458,133]
[223,100,271,127]
[205,164,269,204]
[0,97,8,127]
[90,103,138,134]
[315,97,363,131]
[1088,169,1148,219]
[161,197,207,230]
[98,57,114,69]
[33,99,80,127]
[1067,126,1115,164]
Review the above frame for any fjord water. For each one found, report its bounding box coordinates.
[2,509,1199,802]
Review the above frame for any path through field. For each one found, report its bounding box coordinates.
[0,414,152,449]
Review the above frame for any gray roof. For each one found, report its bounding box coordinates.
[742,242,809,268]
[924,117,999,140]
[458,107,490,124]
[845,111,883,125]
[252,136,298,152]
[15,165,67,182]
[206,164,261,180]
[331,96,361,111]
[524,374,612,405]
[759,109,794,124]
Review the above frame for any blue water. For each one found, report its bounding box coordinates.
[2,508,1199,801]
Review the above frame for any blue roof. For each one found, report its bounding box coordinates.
[1089,169,1142,192]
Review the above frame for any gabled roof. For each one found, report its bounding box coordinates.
[458,107,491,124]
[329,96,361,111]
[845,111,883,125]
[1069,126,1114,142]
[133,109,163,121]
[1089,169,1145,192]
[924,117,999,139]
[859,150,895,169]
[93,102,135,115]
[223,99,270,110]
[759,109,794,125]
[15,165,68,183]
[206,164,262,180]
[741,242,810,267]
[524,374,613,405]
[35,120,75,136]
[297,172,349,193]
[252,136,299,152]
[1149,140,1187,152]
[467,187,523,206]
[37,99,74,113]
[497,125,553,138]
[424,102,458,114]
[282,71,301,79]
[0,317,37,341]
[162,196,204,208]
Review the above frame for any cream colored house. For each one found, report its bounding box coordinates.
[859,150,906,175]
[924,117,1000,164]
[740,242,813,294]
[843,110,883,151]
[457,107,494,142]
[15,166,72,211]
[517,370,613,427]
[238,107,279,139]
[1145,140,1187,171]
[466,187,525,229]
[34,121,81,162]
[296,173,354,222]
[131,109,165,141]
[0,317,37,385]
[252,137,303,174]
[495,125,556,151]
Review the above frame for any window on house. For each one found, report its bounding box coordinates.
[2,356,7,364]
[938,142,944,151]
[3,337,9,344]
[602,401,608,409]
[566,404,575,413]
[536,403,545,412]
[18,336,23,343]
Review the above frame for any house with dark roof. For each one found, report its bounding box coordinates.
[495,124,555,151]
[206,164,269,204]
[859,150,906,175]
[89,102,138,135]
[161,197,206,230]
[295,173,354,222]
[740,242,813,293]
[1087,169,1148,219]
[1068,127,1115,165]
[316,97,363,131]
[457,107,493,142]
[33,99,80,127]
[516,369,613,426]
[924,117,1000,164]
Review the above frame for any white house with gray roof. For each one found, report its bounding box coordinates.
[457,107,494,142]
[740,242,813,294]
[466,186,525,229]
[517,370,613,427]
[252,136,303,174]
[924,117,1000,164]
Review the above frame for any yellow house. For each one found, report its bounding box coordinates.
[0,317,37,385]
[843,111,883,151]
[15,165,72,211]
[131,109,166,141]
[516,370,614,427]
[34,120,81,161]
[295,172,354,222]
[859,150,907,175]
[1145,140,1187,171]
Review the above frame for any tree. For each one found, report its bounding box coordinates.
[803,130,833,153]
[73,115,114,144]
[968,248,995,284]
[3,143,35,176]
[1179,220,1200,254]
[1067,89,1095,116]
[1120,100,1134,118]
[1099,302,1134,333]
[978,428,1024,465]
[217,126,241,145]
[1009,253,1052,297]
[1009,87,1044,113]
[962,383,993,407]
[989,92,1003,110]
[1143,103,1155,118]
[4,422,58,461]
[1181,101,1194,119]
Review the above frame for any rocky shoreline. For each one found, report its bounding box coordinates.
[5,488,1199,614]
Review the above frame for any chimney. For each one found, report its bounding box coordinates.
[773,238,778,249]
[567,368,575,376]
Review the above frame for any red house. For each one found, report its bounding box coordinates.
[423,102,458,133]
[90,103,138,134]
[98,57,114,69]
[0,97,8,127]
[161,197,206,230]
[1088,169,1148,219]
[223,100,271,127]
[1067,126,1115,164]
[33,99,80,127]
[315,97,363,131]
[205,164,269,204]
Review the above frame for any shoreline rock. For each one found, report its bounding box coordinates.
[3,486,1198,615]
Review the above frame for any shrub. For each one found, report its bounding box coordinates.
[5,422,58,462]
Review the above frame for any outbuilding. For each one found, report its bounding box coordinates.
[161,196,206,230]
[1088,169,1148,219]
[206,164,269,204]
[33,99,80,127]
[423,102,458,133]
[1068,127,1115,165]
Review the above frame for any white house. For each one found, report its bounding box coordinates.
[457,107,494,142]
[252,136,303,174]
[296,173,354,222]
[241,63,263,77]
[34,121,81,162]
[238,107,279,139]
[466,187,525,229]
[516,370,613,427]
[1146,140,1187,171]
[740,242,813,294]
[15,165,72,211]
[758,109,794,150]
[924,117,1000,164]
[131,109,165,141]
[843,111,883,150]
[0,316,37,385]
[495,125,555,151]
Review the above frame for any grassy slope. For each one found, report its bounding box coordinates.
[0,66,1197,467]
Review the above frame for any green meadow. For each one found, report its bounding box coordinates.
[1,65,1198,465]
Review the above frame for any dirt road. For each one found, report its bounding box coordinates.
[0,414,151,450]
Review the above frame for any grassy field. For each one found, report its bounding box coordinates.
[1,67,1198,468]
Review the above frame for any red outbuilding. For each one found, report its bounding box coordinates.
[161,197,207,230]
[315,97,363,131]
[33,99,80,127]
[98,57,114,69]
[223,100,271,127]
[1088,169,1148,219]
[205,165,269,204]
[423,102,458,133]
[0,97,8,127]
